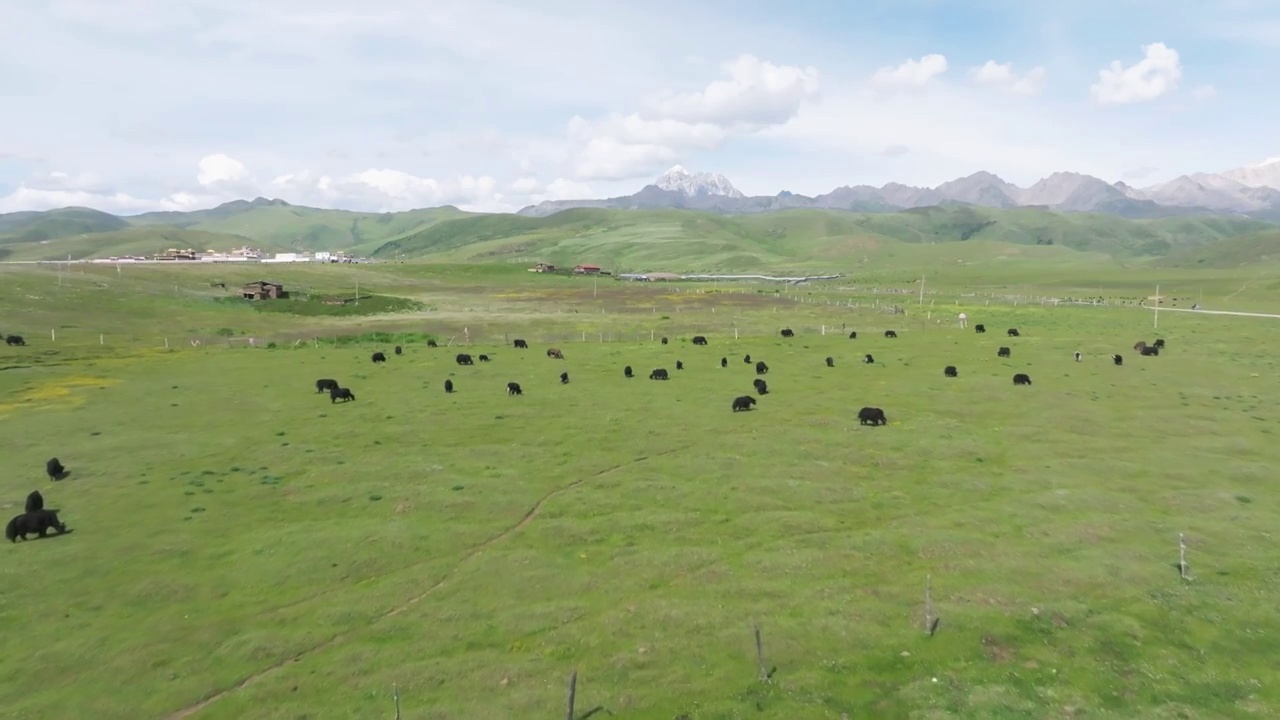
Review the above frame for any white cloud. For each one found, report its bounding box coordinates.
[509,176,542,194]
[645,54,819,126]
[971,61,1047,95]
[565,54,819,181]
[542,178,593,201]
[196,153,248,187]
[1090,42,1182,105]
[869,54,948,88]
[1190,84,1218,101]
[0,187,156,214]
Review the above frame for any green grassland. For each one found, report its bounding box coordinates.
[4,202,1280,271]
[3,260,1280,719]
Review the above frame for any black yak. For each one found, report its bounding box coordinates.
[624,365,634,378]
[825,356,834,367]
[661,337,669,345]
[998,347,1011,358]
[755,361,769,375]
[1013,373,1032,385]
[1141,346,1160,356]
[507,382,523,395]
[1113,354,1123,366]
[479,354,490,362]
[371,352,387,363]
[6,509,67,542]
[394,345,403,356]
[4,334,25,346]
[25,491,44,513]
[427,339,438,348]
[944,365,957,377]
[1153,338,1166,349]
[329,387,356,403]
[1074,352,1082,362]
[456,353,474,365]
[692,336,708,345]
[974,324,986,333]
[753,378,769,395]
[649,369,669,380]
[444,379,454,393]
[858,407,887,426]
[780,328,794,338]
[560,372,569,384]
[732,395,757,412]
[848,331,857,339]
[676,360,684,370]
[720,357,728,368]
[1007,328,1020,337]
[743,354,752,364]
[46,458,65,481]
[513,339,528,349]
[315,378,339,393]
[885,330,897,338]
[864,354,874,364]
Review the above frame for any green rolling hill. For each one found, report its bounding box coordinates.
[2,198,1279,270]
[369,206,1280,271]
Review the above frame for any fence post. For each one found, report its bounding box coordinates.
[99,334,103,345]
[51,328,56,342]
[164,337,169,349]
[565,670,577,720]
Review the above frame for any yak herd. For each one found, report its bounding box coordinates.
[7,322,1166,549]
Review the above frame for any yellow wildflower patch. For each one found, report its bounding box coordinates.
[0,375,120,415]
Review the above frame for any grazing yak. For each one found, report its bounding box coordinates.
[1141,346,1160,356]
[755,361,769,375]
[754,378,769,395]
[25,491,44,513]
[858,407,887,426]
[394,345,403,356]
[885,330,898,338]
[848,331,857,339]
[1074,352,1082,362]
[479,354,491,362]
[1007,328,1021,337]
[315,378,339,394]
[743,354,752,364]
[547,348,564,359]
[444,379,454,393]
[427,340,438,348]
[560,372,569,384]
[732,395,757,412]
[1154,338,1166,349]
[676,360,684,370]
[507,382,523,395]
[513,338,528,349]
[720,357,728,368]
[1133,341,1148,352]
[661,337,669,345]
[944,366,958,378]
[624,365,634,378]
[5,334,25,346]
[1113,354,1123,366]
[692,335,708,345]
[974,324,986,333]
[371,352,387,363]
[649,368,669,380]
[46,458,66,481]
[329,387,356,403]
[998,347,1011,358]
[864,354,874,364]
[456,353,474,366]
[780,328,795,338]
[1013,373,1032,385]
[825,356,835,368]
[6,509,67,542]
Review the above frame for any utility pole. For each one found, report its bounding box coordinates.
[918,274,925,305]
[1154,284,1160,329]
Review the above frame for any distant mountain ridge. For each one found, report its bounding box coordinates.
[518,161,1280,221]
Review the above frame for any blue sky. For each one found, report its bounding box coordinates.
[0,0,1277,213]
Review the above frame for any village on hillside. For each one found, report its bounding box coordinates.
[87,247,369,264]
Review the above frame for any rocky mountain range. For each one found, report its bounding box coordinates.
[518,158,1280,221]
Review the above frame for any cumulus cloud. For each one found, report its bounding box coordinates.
[196,153,248,187]
[1090,42,1182,105]
[565,54,820,181]
[646,54,819,126]
[869,54,948,88]
[971,61,1047,95]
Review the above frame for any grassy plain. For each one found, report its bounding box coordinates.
[2,261,1280,719]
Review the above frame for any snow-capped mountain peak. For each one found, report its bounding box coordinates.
[654,165,745,198]
[1221,155,1280,190]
